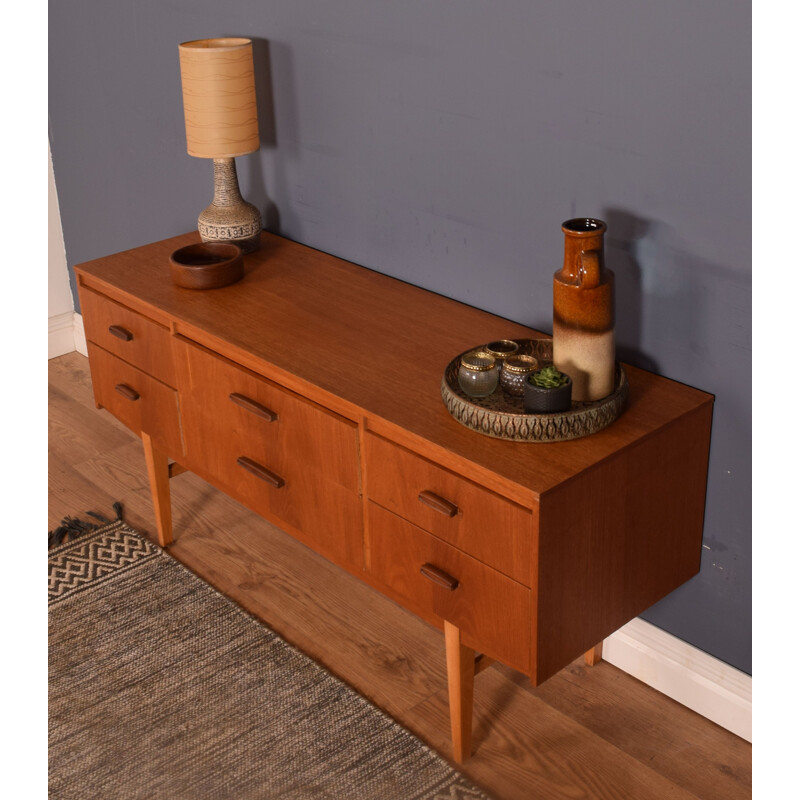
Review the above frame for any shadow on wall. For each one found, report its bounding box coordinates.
[604,209,745,390]
[247,37,280,234]
[602,207,660,374]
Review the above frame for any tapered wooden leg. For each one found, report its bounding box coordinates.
[584,642,603,666]
[444,620,475,763]
[141,432,173,547]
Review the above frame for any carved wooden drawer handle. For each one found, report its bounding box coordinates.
[418,490,459,518]
[229,393,278,422]
[108,325,134,342]
[420,563,459,591]
[114,383,140,401]
[236,456,285,488]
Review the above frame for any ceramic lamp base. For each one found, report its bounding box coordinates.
[198,157,262,254]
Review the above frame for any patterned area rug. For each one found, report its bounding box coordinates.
[49,516,493,800]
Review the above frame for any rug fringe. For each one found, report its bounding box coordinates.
[48,503,124,549]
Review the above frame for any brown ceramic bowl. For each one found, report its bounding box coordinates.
[169,242,244,289]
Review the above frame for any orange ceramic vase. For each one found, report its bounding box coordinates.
[552,218,615,402]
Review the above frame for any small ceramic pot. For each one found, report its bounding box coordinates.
[523,372,573,413]
[499,355,539,397]
[169,242,244,289]
[482,339,520,373]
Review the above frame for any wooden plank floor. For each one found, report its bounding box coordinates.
[49,352,752,800]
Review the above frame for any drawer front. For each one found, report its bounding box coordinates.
[175,337,362,567]
[176,337,359,493]
[365,433,532,585]
[204,448,363,568]
[87,343,183,456]
[367,503,530,672]
[81,287,175,385]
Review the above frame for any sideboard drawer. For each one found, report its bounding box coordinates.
[81,287,175,385]
[175,336,363,567]
[87,342,183,456]
[366,503,531,672]
[364,433,533,586]
[176,337,360,492]
[215,449,363,567]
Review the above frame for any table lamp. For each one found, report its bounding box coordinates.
[178,37,262,253]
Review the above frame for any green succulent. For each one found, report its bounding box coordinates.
[529,366,570,388]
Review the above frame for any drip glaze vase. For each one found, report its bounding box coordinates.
[552,218,616,402]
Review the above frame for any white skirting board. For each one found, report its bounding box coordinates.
[47,314,752,742]
[49,312,87,359]
[602,618,751,742]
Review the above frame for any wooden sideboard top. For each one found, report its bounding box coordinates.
[75,231,713,501]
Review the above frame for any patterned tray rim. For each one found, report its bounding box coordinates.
[441,338,628,443]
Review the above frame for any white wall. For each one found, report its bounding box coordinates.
[49,145,71,317]
[49,144,84,357]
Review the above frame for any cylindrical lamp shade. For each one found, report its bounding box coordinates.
[178,38,260,158]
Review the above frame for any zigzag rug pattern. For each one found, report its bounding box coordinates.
[49,524,160,602]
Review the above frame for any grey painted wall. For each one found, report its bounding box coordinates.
[49,1,751,673]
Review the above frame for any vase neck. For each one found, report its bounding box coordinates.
[211,158,244,207]
[559,219,606,282]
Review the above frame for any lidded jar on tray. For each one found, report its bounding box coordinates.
[481,339,519,372]
[499,354,539,397]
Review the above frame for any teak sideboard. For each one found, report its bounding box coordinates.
[75,232,713,762]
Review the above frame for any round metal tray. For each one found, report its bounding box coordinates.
[440,338,628,442]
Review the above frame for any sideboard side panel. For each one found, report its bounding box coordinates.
[534,400,713,684]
